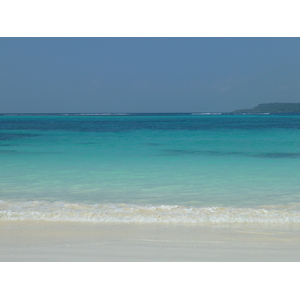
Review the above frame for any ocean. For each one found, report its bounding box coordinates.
[1,113,300,224]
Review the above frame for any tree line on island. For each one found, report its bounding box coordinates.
[231,102,300,114]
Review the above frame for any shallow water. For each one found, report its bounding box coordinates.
[1,114,300,224]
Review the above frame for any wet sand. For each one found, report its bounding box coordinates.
[1,221,300,261]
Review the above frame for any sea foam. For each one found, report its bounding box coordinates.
[1,200,300,224]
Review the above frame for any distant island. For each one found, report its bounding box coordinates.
[232,102,300,114]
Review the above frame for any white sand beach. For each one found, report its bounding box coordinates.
[1,221,300,262]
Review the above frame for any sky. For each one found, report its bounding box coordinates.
[1,37,300,113]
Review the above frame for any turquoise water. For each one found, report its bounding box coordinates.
[1,114,300,223]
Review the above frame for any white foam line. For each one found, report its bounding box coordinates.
[1,201,300,224]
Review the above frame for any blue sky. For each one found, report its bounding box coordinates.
[1,37,300,113]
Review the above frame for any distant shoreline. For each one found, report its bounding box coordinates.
[232,102,300,114]
[1,111,300,116]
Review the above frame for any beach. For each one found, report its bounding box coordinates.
[2,38,300,299]
[1,220,300,261]
[1,114,300,262]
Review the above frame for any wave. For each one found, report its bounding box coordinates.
[76,113,129,116]
[1,201,300,224]
[191,113,222,115]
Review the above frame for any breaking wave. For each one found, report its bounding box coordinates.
[1,200,300,224]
